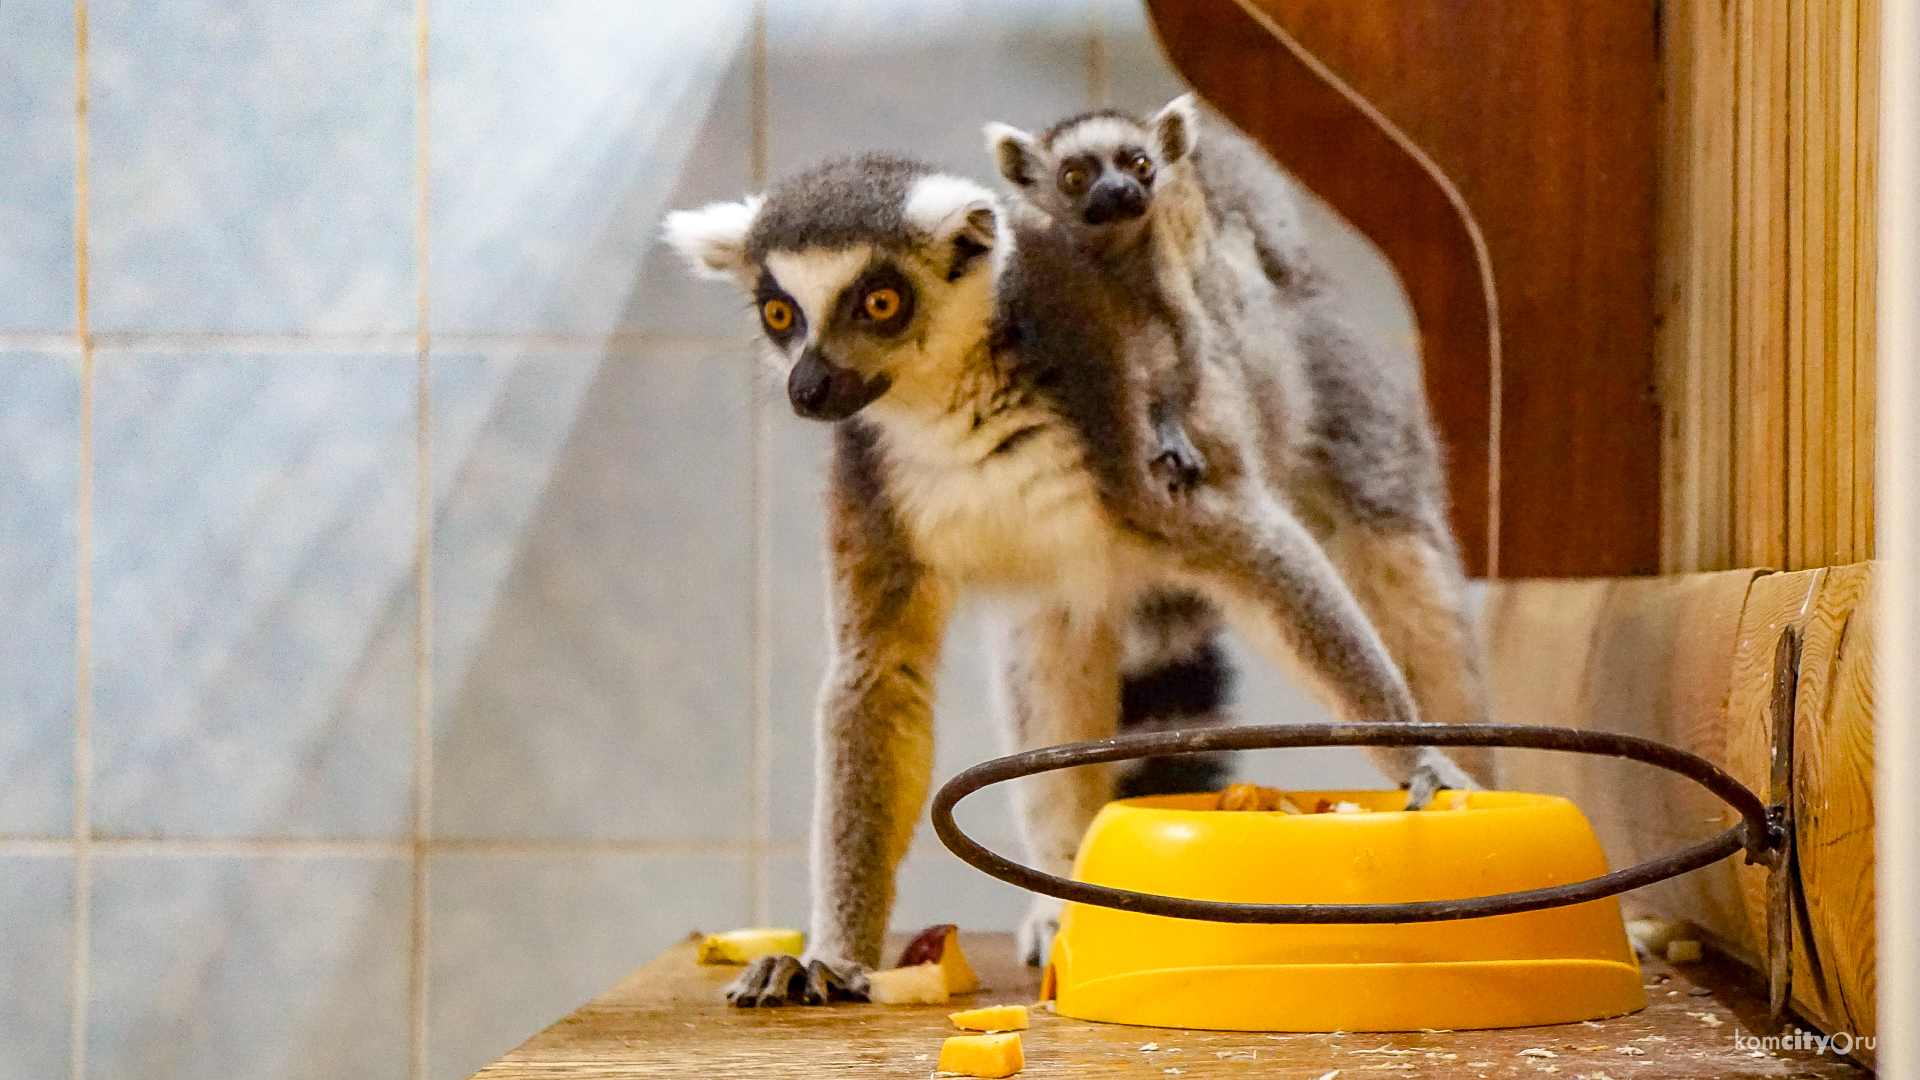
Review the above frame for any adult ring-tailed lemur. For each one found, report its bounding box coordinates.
[664,107,1493,1006]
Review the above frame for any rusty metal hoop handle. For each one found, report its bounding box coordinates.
[930,723,1785,925]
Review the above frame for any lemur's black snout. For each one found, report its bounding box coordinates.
[1083,176,1148,225]
[788,350,892,421]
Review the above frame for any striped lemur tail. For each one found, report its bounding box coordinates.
[1113,589,1234,798]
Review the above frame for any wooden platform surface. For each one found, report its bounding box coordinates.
[471,932,1870,1079]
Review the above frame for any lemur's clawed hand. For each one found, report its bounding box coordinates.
[724,953,869,1007]
[1402,747,1479,810]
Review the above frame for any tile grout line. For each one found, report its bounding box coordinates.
[1088,0,1109,108]
[0,332,84,350]
[70,2,93,1078]
[0,331,749,352]
[0,837,810,857]
[747,0,773,928]
[410,0,434,1074]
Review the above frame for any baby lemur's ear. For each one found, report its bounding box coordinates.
[905,174,1000,280]
[1151,93,1200,165]
[984,122,1044,187]
[661,196,763,282]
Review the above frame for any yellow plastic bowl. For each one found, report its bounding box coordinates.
[1042,789,1646,1032]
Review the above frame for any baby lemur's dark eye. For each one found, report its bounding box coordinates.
[1059,165,1088,196]
[862,288,901,321]
[1128,153,1155,181]
[762,298,794,331]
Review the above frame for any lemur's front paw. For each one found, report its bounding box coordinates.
[724,953,869,1007]
[1402,747,1479,810]
[1016,899,1063,967]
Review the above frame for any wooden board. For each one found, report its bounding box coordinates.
[1724,568,1828,962]
[1486,570,1760,933]
[1657,0,1881,573]
[1781,565,1877,1056]
[471,933,1868,1079]
[1484,567,1878,1067]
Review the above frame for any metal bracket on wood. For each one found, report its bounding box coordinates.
[1766,625,1801,1022]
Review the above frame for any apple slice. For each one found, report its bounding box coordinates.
[897,924,980,994]
[948,1004,1028,1031]
[694,928,804,965]
[865,961,949,1005]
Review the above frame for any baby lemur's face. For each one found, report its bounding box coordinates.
[986,94,1197,240]
[663,159,1002,422]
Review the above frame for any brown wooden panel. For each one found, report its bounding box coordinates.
[1145,0,1661,576]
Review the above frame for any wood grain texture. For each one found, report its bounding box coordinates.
[1657,0,1738,574]
[1486,565,1878,1058]
[1145,0,1661,577]
[469,933,1868,1078]
[1486,571,1759,942]
[1783,564,1877,1062]
[1658,0,1880,572]
[1721,568,1826,962]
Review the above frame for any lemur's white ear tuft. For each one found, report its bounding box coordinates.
[1151,93,1200,164]
[661,196,763,281]
[905,174,1000,247]
[984,122,1043,187]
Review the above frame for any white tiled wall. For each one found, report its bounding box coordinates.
[0,2,1414,1078]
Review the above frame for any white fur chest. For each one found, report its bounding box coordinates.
[866,401,1121,603]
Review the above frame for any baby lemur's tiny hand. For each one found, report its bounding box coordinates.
[1150,419,1207,496]
[724,953,869,1007]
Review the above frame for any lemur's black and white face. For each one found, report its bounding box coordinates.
[663,159,1001,422]
[986,94,1197,237]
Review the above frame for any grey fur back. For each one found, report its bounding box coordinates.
[1189,111,1312,293]
[1191,108,1450,537]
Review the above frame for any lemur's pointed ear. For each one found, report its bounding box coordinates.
[984,122,1043,187]
[906,174,1000,280]
[1151,94,1200,164]
[661,196,763,282]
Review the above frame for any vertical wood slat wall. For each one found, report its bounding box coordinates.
[1658,0,1879,573]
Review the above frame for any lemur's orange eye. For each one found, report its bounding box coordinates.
[1129,153,1155,180]
[1059,166,1088,195]
[863,288,901,320]
[762,298,794,331]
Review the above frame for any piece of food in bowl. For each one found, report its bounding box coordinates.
[694,928,804,965]
[949,1004,1029,1031]
[866,962,950,1004]
[1214,783,1302,812]
[938,1032,1025,1077]
[898,923,980,993]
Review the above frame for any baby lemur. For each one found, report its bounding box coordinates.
[988,93,1498,826]
[986,95,1220,496]
[664,147,1487,1007]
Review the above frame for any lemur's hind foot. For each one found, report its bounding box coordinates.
[725,954,869,1007]
[1150,415,1206,495]
[1016,898,1063,967]
[1401,746,1479,810]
